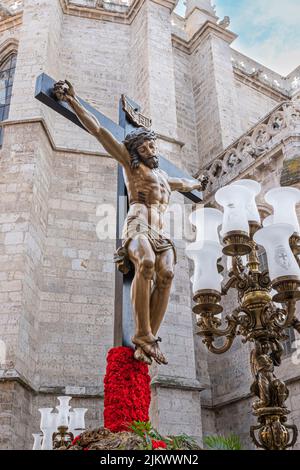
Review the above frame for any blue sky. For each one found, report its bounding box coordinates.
[175,0,300,76]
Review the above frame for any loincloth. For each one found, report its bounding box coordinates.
[114,215,177,274]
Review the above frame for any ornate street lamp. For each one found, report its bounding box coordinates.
[33,396,87,450]
[187,180,300,450]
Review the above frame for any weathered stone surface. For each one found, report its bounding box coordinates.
[281,156,300,186]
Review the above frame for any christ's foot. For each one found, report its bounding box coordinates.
[134,346,152,366]
[132,335,168,365]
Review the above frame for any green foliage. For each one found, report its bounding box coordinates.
[203,434,242,450]
[129,421,153,439]
[128,421,202,450]
[129,421,155,450]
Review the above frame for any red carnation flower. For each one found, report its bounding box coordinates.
[104,347,151,433]
[71,435,81,446]
[152,440,167,450]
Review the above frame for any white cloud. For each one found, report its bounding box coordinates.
[176,0,300,76]
[233,32,300,77]
[243,0,300,28]
[216,0,300,76]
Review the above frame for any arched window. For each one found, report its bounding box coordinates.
[0,53,17,145]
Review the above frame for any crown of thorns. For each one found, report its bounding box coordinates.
[123,127,157,154]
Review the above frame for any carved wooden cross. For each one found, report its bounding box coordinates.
[35,73,203,347]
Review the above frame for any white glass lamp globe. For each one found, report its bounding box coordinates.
[56,407,70,427]
[215,184,252,255]
[231,179,261,224]
[56,396,72,427]
[39,408,54,431]
[68,411,76,436]
[254,223,300,301]
[189,207,223,245]
[38,408,55,450]
[72,408,88,433]
[262,215,273,227]
[32,433,42,451]
[186,241,223,294]
[265,187,300,234]
[216,184,251,234]
[57,396,72,407]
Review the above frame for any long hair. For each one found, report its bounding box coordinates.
[123,127,157,169]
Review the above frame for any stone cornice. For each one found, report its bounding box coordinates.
[171,34,190,54]
[0,12,22,33]
[1,118,185,156]
[234,68,289,102]
[185,6,217,22]
[156,132,185,148]
[1,118,111,158]
[151,374,206,391]
[172,20,237,55]
[0,369,104,397]
[60,0,177,24]
[188,21,237,51]
[0,368,36,393]
[60,0,131,23]
[151,0,178,11]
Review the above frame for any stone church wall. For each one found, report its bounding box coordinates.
[235,81,280,133]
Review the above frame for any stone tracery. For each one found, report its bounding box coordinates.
[201,101,300,195]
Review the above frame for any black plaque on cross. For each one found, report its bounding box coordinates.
[35,73,203,347]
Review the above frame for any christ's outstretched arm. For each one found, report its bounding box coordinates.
[53,80,128,165]
[168,175,208,192]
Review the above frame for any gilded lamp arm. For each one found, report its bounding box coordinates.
[292,313,300,333]
[221,276,237,295]
[203,334,236,355]
[265,299,297,333]
[231,256,249,282]
[206,315,239,338]
[198,309,240,354]
[283,300,297,328]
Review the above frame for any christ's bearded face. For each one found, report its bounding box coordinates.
[137,139,159,169]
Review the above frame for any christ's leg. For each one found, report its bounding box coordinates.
[127,236,155,339]
[150,248,175,337]
[127,237,168,365]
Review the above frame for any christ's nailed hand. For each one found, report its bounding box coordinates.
[53,79,75,102]
[199,174,209,191]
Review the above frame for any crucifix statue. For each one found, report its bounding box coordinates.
[35,75,207,367]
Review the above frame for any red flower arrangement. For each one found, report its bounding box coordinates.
[71,435,81,446]
[151,439,167,450]
[104,347,151,433]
